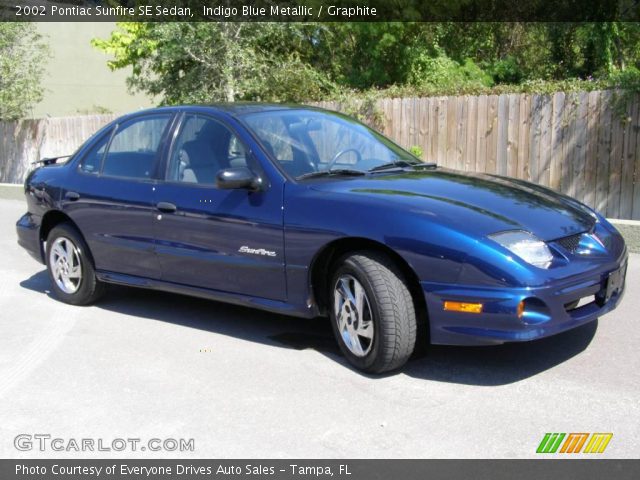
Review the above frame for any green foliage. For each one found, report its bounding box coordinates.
[331,75,639,101]
[608,66,640,120]
[407,52,494,90]
[408,145,424,159]
[490,56,523,84]
[92,23,336,104]
[326,88,386,129]
[76,105,113,115]
[93,22,640,108]
[0,23,48,120]
[244,54,337,103]
[609,66,640,91]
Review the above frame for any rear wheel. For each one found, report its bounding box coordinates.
[46,223,105,305]
[329,251,417,373]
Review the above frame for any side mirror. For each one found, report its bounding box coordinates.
[216,167,261,191]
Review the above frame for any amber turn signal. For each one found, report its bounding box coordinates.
[443,301,483,314]
[517,300,525,319]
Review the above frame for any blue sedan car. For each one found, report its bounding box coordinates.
[16,104,627,373]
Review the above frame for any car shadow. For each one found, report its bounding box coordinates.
[21,270,597,386]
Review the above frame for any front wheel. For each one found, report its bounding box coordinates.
[329,251,417,373]
[46,223,105,305]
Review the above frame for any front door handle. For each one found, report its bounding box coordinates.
[156,201,177,213]
[65,191,80,201]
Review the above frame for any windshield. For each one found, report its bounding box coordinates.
[242,109,421,179]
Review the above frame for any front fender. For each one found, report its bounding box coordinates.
[283,183,473,308]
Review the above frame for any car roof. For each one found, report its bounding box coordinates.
[124,103,328,120]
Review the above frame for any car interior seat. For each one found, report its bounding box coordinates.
[180,122,231,184]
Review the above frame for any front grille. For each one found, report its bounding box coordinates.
[556,233,582,253]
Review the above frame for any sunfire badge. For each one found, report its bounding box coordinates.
[238,246,277,257]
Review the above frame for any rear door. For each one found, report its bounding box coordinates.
[63,113,174,279]
[152,113,287,301]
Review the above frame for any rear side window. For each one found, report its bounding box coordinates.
[79,130,111,174]
[101,115,171,179]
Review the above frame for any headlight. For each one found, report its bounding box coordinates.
[489,231,553,269]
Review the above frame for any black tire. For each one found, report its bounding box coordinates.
[45,222,105,305]
[329,251,417,373]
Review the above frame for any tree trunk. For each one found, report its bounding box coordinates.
[225,83,235,102]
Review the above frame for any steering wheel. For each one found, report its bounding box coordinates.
[326,148,362,171]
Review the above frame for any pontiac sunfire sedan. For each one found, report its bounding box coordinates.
[16,105,628,373]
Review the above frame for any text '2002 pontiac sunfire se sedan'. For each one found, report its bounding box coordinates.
[16,104,628,373]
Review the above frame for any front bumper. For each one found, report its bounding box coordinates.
[16,212,44,264]
[423,251,628,346]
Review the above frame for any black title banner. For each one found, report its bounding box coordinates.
[1,0,639,22]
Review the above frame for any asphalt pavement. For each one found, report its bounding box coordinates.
[1,198,638,458]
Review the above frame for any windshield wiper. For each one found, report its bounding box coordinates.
[297,169,366,180]
[368,160,437,173]
[412,161,438,169]
[368,160,420,172]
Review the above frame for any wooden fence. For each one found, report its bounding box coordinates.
[2,90,640,219]
[0,114,117,185]
[318,90,640,220]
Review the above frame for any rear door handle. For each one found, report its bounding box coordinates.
[65,191,80,201]
[156,201,177,213]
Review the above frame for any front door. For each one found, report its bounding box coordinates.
[152,113,286,301]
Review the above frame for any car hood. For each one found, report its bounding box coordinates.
[309,168,596,241]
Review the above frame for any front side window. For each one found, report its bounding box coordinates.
[243,110,419,178]
[167,115,250,185]
[101,115,171,179]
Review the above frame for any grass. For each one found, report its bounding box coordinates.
[613,224,640,254]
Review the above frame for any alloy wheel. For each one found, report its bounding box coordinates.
[333,274,374,357]
[49,237,83,294]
